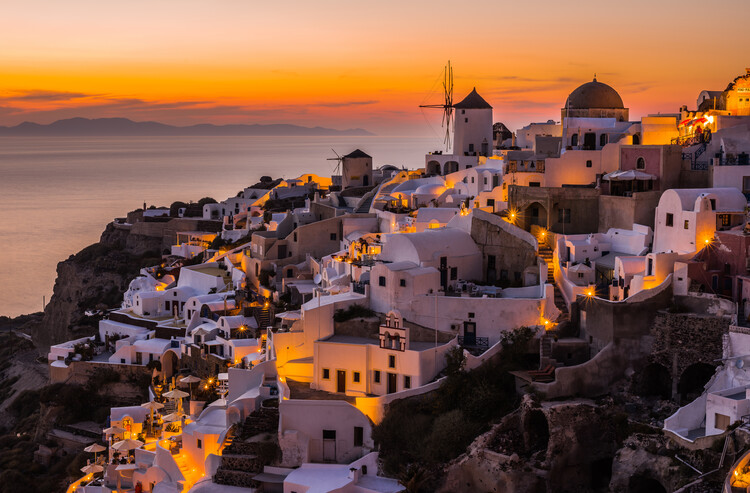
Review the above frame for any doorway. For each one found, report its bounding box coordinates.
[463,321,477,346]
[440,256,448,291]
[337,370,346,393]
[387,373,397,394]
[322,430,336,462]
[583,132,596,150]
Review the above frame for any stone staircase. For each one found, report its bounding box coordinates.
[255,307,272,331]
[173,451,202,486]
[538,247,554,283]
[213,401,281,488]
[355,193,375,213]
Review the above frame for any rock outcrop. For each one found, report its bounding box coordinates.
[34,215,222,348]
[34,223,161,348]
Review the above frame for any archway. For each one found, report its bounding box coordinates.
[628,475,666,493]
[443,161,459,175]
[632,363,671,399]
[678,363,716,403]
[520,202,548,232]
[426,160,441,175]
[160,350,180,382]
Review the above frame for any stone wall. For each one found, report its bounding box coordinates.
[598,191,661,232]
[470,211,538,285]
[50,360,152,386]
[181,344,230,377]
[649,311,729,382]
[509,185,601,235]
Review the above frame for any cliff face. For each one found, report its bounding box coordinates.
[34,223,162,348]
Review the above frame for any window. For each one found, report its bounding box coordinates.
[404,376,411,389]
[529,182,540,187]
[586,160,592,168]
[465,118,468,123]
[487,199,495,208]
[743,176,750,193]
[374,370,381,383]
[600,134,607,146]
[379,276,386,287]
[471,177,475,183]
[293,232,297,242]
[666,213,673,227]
[684,220,689,229]
[715,413,730,430]
[468,312,475,318]
[632,134,640,145]
[322,368,330,380]
[483,177,487,185]
[197,439,202,449]
[388,355,396,368]
[330,233,337,241]
[710,199,716,211]
[353,372,360,383]
[578,272,584,278]
[720,214,731,227]
[450,267,457,280]
[287,269,294,278]
[399,279,406,287]
[558,208,571,224]
[354,426,364,447]
[323,430,336,440]
[571,134,578,147]
[636,157,645,170]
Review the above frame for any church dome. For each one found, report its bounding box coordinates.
[565,78,624,109]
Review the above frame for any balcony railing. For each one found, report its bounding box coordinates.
[714,154,750,166]
[458,336,489,349]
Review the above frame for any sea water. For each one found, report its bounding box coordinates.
[0,135,437,317]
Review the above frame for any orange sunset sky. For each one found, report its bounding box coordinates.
[1,0,749,135]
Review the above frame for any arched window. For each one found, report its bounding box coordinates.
[632,134,640,145]
[571,133,578,147]
[636,157,645,169]
[600,134,607,147]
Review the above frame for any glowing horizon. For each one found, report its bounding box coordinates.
[1,0,749,135]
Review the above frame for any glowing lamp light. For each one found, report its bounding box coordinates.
[208,378,214,384]
[204,384,209,390]
[586,289,594,297]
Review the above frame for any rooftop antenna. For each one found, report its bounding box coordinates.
[420,61,454,151]
[327,149,344,175]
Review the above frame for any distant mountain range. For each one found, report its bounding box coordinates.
[0,117,375,137]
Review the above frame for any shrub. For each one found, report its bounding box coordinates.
[333,304,376,322]
[423,409,480,463]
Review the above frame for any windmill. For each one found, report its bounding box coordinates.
[420,61,454,151]
[327,148,344,175]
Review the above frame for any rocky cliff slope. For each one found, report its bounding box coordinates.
[33,222,162,347]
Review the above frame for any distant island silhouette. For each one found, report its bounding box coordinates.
[0,117,375,137]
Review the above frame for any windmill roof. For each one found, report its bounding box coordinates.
[344,149,371,159]
[454,88,492,109]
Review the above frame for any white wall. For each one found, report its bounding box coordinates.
[279,400,373,466]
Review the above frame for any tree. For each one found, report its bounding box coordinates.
[197,197,217,207]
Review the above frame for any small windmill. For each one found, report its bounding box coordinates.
[327,149,344,175]
[420,61,454,151]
